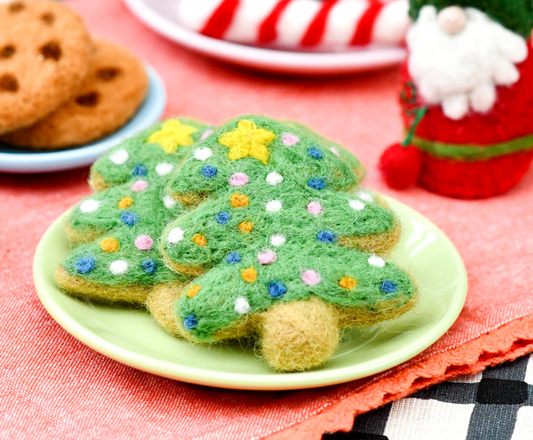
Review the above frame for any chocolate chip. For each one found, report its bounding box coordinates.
[76,92,100,107]
[40,12,55,25]
[0,74,18,92]
[0,45,15,59]
[96,67,121,82]
[8,2,25,13]
[39,42,61,61]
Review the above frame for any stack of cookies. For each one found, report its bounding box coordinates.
[0,0,148,150]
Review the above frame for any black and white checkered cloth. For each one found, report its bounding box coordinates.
[324,353,533,440]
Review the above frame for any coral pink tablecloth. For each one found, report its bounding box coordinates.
[1,1,533,438]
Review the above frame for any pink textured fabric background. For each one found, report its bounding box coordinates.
[1,1,533,438]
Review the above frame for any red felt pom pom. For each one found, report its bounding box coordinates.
[379,143,422,190]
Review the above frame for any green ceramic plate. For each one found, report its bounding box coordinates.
[34,194,467,391]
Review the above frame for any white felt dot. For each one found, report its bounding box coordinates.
[270,233,286,247]
[163,195,177,209]
[79,199,99,213]
[358,191,374,203]
[109,260,128,275]
[368,255,386,268]
[330,147,340,157]
[168,227,185,244]
[349,200,365,211]
[266,200,282,212]
[266,172,283,186]
[234,296,251,314]
[193,147,213,161]
[109,150,129,165]
[156,163,174,176]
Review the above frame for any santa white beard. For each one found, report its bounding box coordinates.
[407,6,528,120]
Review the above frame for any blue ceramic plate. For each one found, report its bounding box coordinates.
[0,66,166,174]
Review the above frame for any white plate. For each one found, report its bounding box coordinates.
[0,66,166,174]
[123,0,407,75]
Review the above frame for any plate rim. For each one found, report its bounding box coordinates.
[0,65,166,174]
[122,0,407,74]
[33,193,467,391]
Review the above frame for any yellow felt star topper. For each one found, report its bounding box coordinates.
[148,120,197,153]
[218,119,276,165]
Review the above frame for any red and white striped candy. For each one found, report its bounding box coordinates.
[178,0,409,51]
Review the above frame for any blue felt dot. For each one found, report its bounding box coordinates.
[317,230,337,243]
[141,259,157,274]
[183,314,198,330]
[308,178,326,190]
[120,211,140,226]
[216,211,230,225]
[201,165,218,178]
[381,280,398,294]
[74,255,96,274]
[132,164,147,177]
[307,147,323,159]
[226,252,242,264]
[268,281,287,298]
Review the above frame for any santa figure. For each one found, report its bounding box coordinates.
[380,0,533,198]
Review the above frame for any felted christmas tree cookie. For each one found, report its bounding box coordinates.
[148,115,417,371]
[380,0,533,198]
[55,118,210,304]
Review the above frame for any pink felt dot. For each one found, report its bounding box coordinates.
[229,172,249,187]
[301,270,321,286]
[307,201,323,215]
[282,132,300,146]
[131,180,149,192]
[257,249,276,265]
[201,129,213,141]
[135,235,154,251]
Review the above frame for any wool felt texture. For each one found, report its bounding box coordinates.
[4,1,533,438]
[379,143,423,190]
[408,0,533,38]
[380,11,533,199]
[396,48,533,199]
[89,118,208,191]
[0,0,93,135]
[156,115,416,371]
[56,118,209,303]
[1,39,149,149]
[179,0,409,51]
[56,113,415,371]
[406,6,528,121]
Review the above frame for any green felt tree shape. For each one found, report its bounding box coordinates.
[56,118,210,304]
[149,115,417,371]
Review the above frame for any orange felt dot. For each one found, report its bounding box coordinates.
[230,193,249,208]
[118,197,133,209]
[187,285,201,298]
[239,221,254,233]
[241,267,257,283]
[101,237,119,252]
[339,276,357,290]
[193,234,207,246]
